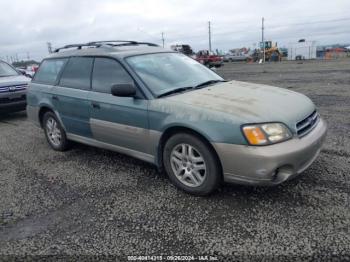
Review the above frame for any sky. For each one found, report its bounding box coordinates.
[0,0,350,61]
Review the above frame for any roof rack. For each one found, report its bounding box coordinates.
[54,40,159,53]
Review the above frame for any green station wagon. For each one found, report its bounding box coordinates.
[27,41,327,195]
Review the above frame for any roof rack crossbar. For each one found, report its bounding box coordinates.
[88,40,159,47]
[53,43,103,53]
[134,42,159,47]
[88,40,139,45]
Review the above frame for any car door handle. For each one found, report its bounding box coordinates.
[91,102,100,109]
[52,95,59,101]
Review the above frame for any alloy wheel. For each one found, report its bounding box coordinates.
[170,143,207,187]
[46,117,62,147]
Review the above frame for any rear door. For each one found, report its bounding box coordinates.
[88,57,150,154]
[54,57,94,137]
[29,58,68,116]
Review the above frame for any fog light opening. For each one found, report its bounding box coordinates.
[272,169,279,181]
[272,165,294,183]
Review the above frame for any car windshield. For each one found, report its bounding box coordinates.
[126,53,223,96]
[0,61,19,77]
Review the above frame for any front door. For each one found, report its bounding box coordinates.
[88,57,150,154]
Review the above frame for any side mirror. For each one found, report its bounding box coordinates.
[111,83,136,97]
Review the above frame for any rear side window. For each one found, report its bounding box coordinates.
[59,57,93,90]
[92,58,133,94]
[33,59,67,84]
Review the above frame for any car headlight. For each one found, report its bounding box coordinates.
[242,123,292,145]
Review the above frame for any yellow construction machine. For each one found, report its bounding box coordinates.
[252,41,282,62]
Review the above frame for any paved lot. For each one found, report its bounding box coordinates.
[0,59,349,260]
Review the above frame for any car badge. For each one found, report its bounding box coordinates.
[307,117,314,125]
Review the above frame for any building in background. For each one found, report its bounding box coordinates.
[324,47,348,59]
[288,39,317,60]
[317,45,349,59]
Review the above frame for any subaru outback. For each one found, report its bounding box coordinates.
[27,41,327,195]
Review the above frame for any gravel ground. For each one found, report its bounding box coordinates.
[0,59,349,261]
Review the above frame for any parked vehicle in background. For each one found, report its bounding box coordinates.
[13,61,40,78]
[170,44,194,56]
[195,50,223,67]
[0,60,30,113]
[16,67,35,78]
[16,67,28,76]
[223,52,250,62]
[224,48,252,62]
[27,40,327,195]
[25,64,39,77]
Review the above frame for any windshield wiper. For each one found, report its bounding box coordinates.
[157,86,194,98]
[195,80,226,89]
[157,80,226,98]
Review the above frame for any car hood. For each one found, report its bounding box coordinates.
[165,80,315,131]
[0,75,30,87]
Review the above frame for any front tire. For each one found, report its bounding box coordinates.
[43,111,69,151]
[163,133,221,195]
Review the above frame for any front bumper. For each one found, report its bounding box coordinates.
[0,91,26,113]
[212,118,327,186]
[209,60,223,66]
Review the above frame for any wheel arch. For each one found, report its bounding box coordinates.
[157,126,223,177]
[38,105,65,131]
[38,105,53,127]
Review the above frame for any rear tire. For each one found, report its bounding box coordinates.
[43,111,69,151]
[163,133,221,195]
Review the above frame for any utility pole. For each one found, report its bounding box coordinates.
[208,21,212,52]
[262,17,265,63]
[47,42,53,54]
[161,32,165,48]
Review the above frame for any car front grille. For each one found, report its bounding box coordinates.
[296,110,319,137]
[0,84,28,93]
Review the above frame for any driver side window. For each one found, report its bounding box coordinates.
[92,58,134,94]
